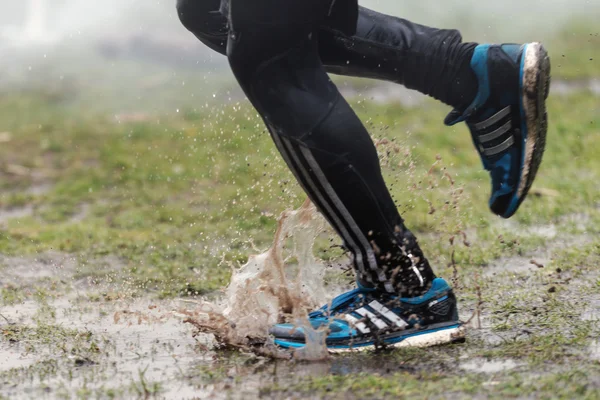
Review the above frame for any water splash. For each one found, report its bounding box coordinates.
[181,199,331,360]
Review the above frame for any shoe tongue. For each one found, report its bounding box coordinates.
[321,287,377,316]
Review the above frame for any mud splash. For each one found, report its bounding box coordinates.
[180,199,333,360]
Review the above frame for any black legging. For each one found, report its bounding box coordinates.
[177,0,478,296]
[176,0,478,110]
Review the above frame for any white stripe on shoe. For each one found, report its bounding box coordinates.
[355,307,389,330]
[343,314,371,334]
[368,300,408,329]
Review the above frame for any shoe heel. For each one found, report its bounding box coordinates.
[517,43,550,202]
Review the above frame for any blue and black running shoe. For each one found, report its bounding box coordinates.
[270,278,465,352]
[445,43,551,218]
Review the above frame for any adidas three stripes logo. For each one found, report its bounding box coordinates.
[342,300,409,334]
[469,106,515,157]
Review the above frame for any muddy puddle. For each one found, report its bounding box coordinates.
[0,201,349,398]
[1,203,599,398]
[478,213,595,278]
[0,260,453,398]
[1,296,203,398]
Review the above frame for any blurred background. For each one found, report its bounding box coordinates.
[0,0,598,114]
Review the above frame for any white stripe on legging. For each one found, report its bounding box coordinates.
[298,145,388,283]
[270,133,372,283]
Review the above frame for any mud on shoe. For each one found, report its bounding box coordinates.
[445,43,551,218]
[269,278,465,352]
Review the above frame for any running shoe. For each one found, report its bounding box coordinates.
[445,43,551,218]
[270,278,465,352]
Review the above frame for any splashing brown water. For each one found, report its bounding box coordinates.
[180,199,333,360]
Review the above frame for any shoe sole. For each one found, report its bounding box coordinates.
[328,325,466,353]
[274,324,466,353]
[505,42,551,218]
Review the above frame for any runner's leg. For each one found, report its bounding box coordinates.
[225,0,434,297]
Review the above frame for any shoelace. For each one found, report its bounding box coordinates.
[309,287,378,319]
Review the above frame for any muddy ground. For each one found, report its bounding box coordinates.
[1,22,600,398]
[1,204,599,399]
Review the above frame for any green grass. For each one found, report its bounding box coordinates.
[262,367,600,399]
[1,323,102,366]
[546,19,600,79]
[1,27,600,397]
[1,89,599,397]
[1,87,599,295]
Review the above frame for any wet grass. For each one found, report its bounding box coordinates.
[264,366,600,399]
[1,86,599,397]
[1,27,600,398]
[1,90,599,296]
[1,323,101,360]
